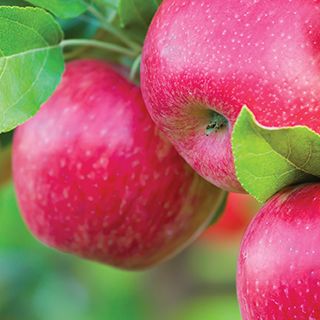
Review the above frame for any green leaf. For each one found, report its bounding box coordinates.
[94,0,119,22]
[0,0,30,6]
[118,0,160,37]
[232,106,319,203]
[118,0,158,27]
[95,0,119,10]
[0,6,65,133]
[59,15,99,40]
[0,131,14,148]
[26,0,87,19]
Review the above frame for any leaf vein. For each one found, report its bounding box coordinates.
[0,58,8,84]
[299,144,313,170]
[251,119,314,176]
[0,15,49,48]
[1,49,49,120]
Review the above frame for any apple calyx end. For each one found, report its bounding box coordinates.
[205,111,228,136]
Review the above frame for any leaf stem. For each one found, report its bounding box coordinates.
[130,54,142,81]
[61,39,136,57]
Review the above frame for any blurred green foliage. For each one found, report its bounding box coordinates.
[0,183,242,319]
[172,296,241,320]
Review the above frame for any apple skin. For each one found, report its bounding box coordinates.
[13,60,224,270]
[141,0,320,192]
[237,183,320,319]
[202,193,258,242]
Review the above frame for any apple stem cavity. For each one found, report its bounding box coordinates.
[205,111,228,136]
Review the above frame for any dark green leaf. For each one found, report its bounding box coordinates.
[0,131,14,147]
[118,0,160,40]
[93,0,119,22]
[95,0,119,10]
[26,0,87,19]
[0,6,65,133]
[232,106,318,202]
[59,14,99,39]
[0,0,30,6]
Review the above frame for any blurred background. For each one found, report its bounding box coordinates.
[0,141,259,320]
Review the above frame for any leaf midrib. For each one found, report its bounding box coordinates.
[251,120,319,178]
[0,45,60,127]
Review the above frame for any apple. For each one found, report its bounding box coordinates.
[202,193,258,243]
[13,59,224,270]
[141,0,320,192]
[237,183,320,319]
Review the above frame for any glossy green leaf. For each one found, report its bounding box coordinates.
[0,6,65,133]
[26,0,87,19]
[232,106,318,203]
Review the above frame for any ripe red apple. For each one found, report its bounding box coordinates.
[202,193,258,243]
[13,60,224,270]
[237,183,320,319]
[141,0,320,192]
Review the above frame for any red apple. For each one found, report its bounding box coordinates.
[141,0,320,192]
[237,183,320,319]
[202,193,258,243]
[13,60,224,270]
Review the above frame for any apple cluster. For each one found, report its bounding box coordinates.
[140,0,320,319]
[12,0,320,319]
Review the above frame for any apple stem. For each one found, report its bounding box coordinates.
[205,112,228,136]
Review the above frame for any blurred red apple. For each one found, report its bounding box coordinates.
[13,60,224,270]
[237,183,320,319]
[202,193,258,243]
